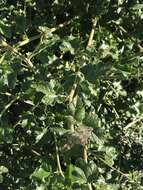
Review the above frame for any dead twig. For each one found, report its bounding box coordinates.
[124,115,143,130]
[0,37,33,69]
[86,17,98,48]
[17,17,77,47]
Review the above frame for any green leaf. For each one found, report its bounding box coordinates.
[76,159,98,182]
[72,166,87,183]
[7,72,17,89]
[32,80,56,105]
[35,128,48,143]
[68,102,76,116]
[31,167,50,181]
[105,147,117,166]
[83,114,101,129]
[0,124,14,143]
[74,98,85,122]
[63,74,76,93]
[15,15,26,33]
[0,166,8,174]
[0,175,3,184]
[35,185,46,190]
[86,162,98,182]
[65,164,87,185]
[81,62,113,83]
[60,40,74,54]
[0,21,11,38]
[131,4,143,10]
[51,127,70,136]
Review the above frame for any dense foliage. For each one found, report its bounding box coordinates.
[0,0,143,189]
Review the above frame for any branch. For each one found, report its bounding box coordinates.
[31,149,41,156]
[84,16,98,161]
[54,132,64,178]
[83,16,98,190]
[96,156,136,184]
[0,37,33,69]
[0,96,19,120]
[86,17,98,48]
[0,17,78,69]
[110,22,143,53]
[67,84,77,132]
[124,115,143,130]
[67,17,98,133]
[17,17,77,47]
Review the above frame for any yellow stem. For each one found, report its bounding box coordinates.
[86,17,98,48]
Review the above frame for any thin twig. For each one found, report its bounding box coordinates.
[0,18,77,69]
[96,156,136,184]
[18,34,41,47]
[111,22,143,53]
[54,132,64,178]
[0,96,19,120]
[86,17,98,48]
[17,17,77,47]
[31,149,41,156]
[67,83,77,103]
[83,145,88,163]
[67,77,78,132]
[124,115,143,130]
[0,38,33,69]
[0,53,6,64]
[0,92,34,106]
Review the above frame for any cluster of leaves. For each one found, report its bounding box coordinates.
[0,0,143,189]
